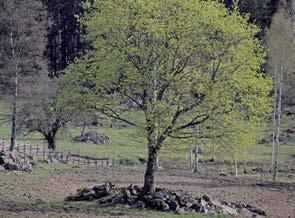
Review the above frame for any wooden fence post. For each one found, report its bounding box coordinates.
[29,144,32,156]
[16,143,19,152]
[66,154,69,163]
[2,140,4,150]
[23,144,26,154]
[43,148,46,158]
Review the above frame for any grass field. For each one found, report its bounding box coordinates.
[0,100,295,175]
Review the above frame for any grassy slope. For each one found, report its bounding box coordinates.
[0,100,294,173]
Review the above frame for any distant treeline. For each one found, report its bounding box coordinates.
[43,0,281,78]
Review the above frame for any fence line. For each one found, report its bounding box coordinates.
[0,139,113,167]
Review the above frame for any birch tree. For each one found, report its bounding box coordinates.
[267,9,295,180]
[0,0,48,151]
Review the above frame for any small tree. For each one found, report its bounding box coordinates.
[63,0,272,193]
[0,0,49,151]
[18,78,71,150]
[267,9,295,180]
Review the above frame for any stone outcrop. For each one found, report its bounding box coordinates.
[73,132,110,144]
[0,150,36,172]
[65,182,266,217]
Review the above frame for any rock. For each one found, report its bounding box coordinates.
[168,200,180,211]
[202,194,211,202]
[176,193,194,208]
[241,208,256,217]
[0,151,34,172]
[221,204,239,216]
[152,191,165,200]
[123,190,131,199]
[149,198,170,211]
[0,165,5,171]
[176,207,187,214]
[126,197,137,206]
[210,197,222,207]
[64,195,81,201]
[134,200,146,209]
[200,199,207,208]
[111,196,125,204]
[0,155,8,165]
[64,183,267,217]
[4,160,20,171]
[9,151,19,161]
[128,184,140,195]
[82,189,96,199]
[246,205,266,216]
[190,203,202,212]
[93,182,112,198]
[73,132,110,144]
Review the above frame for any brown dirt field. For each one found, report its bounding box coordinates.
[0,165,294,218]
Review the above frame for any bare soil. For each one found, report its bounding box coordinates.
[0,165,294,218]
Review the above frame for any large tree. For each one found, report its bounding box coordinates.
[0,0,49,151]
[63,0,272,193]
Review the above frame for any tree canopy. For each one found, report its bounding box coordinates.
[62,0,273,193]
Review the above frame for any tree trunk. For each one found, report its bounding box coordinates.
[189,147,194,170]
[10,71,18,151]
[45,133,56,150]
[80,121,86,137]
[272,74,282,181]
[243,148,247,173]
[270,93,277,173]
[143,146,158,194]
[9,31,19,152]
[10,105,16,151]
[194,146,199,173]
[235,159,238,178]
[243,159,247,174]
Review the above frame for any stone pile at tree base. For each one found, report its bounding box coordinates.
[65,182,266,217]
[0,150,36,172]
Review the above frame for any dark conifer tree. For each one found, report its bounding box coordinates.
[43,0,85,77]
[223,0,279,30]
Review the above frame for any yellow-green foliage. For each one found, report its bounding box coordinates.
[62,0,272,156]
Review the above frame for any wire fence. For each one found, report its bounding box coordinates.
[0,139,113,167]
